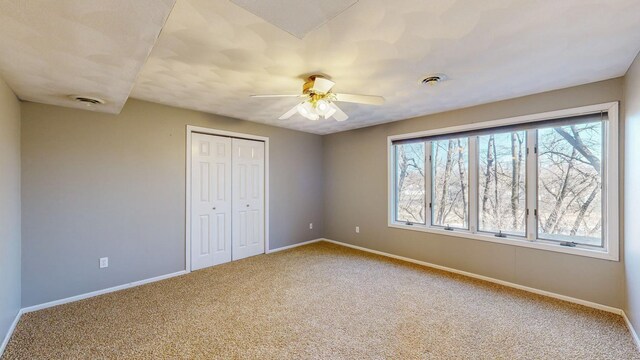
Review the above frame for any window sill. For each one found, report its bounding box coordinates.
[388,223,618,261]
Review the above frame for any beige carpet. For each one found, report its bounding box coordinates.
[3,242,638,359]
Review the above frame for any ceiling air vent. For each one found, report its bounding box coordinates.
[421,74,448,86]
[69,95,106,105]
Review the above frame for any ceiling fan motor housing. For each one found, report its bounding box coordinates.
[303,75,326,94]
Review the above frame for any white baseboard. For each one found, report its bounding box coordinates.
[266,238,323,254]
[22,240,323,316]
[623,311,640,350]
[18,239,320,317]
[321,239,640,349]
[0,308,23,357]
[21,270,188,314]
[2,270,187,356]
[321,239,623,315]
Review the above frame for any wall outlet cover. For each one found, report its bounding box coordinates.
[99,257,109,268]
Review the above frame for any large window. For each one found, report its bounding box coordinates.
[389,103,619,261]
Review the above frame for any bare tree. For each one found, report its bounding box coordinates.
[493,135,499,227]
[542,148,577,232]
[537,122,603,244]
[511,132,524,229]
[481,135,495,228]
[436,140,455,224]
[396,144,426,223]
[555,125,601,174]
[570,181,599,236]
[478,132,526,234]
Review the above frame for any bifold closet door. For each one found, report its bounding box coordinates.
[232,138,265,260]
[191,133,232,270]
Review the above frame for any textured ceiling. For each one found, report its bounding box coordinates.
[131,0,640,134]
[230,0,359,39]
[0,0,175,114]
[1,1,639,133]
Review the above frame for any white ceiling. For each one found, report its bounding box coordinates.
[0,0,175,113]
[230,0,359,39]
[1,0,639,134]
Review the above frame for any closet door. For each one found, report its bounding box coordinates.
[191,133,232,270]
[232,138,265,260]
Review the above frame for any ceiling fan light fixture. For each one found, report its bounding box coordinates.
[315,99,331,116]
[297,101,319,120]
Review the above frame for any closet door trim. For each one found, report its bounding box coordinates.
[185,125,269,273]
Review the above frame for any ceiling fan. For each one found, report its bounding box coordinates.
[250,75,384,121]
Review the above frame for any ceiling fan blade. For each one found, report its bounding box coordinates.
[278,104,299,120]
[334,93,385,105]
[251,94,303,98]
[330,103,349,122]
[310,77,335,93]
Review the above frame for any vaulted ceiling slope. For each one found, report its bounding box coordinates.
[0,0,175,113]
[1,0,639,134]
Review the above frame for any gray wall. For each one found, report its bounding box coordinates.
[21,99,324,307]
[323,78,625,308]
[17,76,633,311]
[624,52,640,330]
[0,77,21,343]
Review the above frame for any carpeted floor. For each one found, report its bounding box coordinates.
[3,242,638,359]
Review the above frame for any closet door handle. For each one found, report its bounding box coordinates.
[212,207,216,210]
[246,204,250,207]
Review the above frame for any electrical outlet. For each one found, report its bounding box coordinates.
[309,223,313,230]
[355,226,360,233]
[99,257,108,269]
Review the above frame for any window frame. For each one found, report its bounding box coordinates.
[393,143,427,225]
[534,123,606,248]
[428,138,470,231]
[475,130,528,238]
[387,102,619,261]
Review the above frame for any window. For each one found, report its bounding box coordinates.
[537,121,603,247]
[394,142,426,224]
[431,138,469,229]
[478,131,526,236]
[388,103,619,261]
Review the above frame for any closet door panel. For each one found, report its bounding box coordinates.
[232,138,265,260]
[191,133,232,270]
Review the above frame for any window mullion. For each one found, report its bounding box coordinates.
[425,141,432,227]
[525,130,538,241]
[392,146,398,223]
[468,136,478,233]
